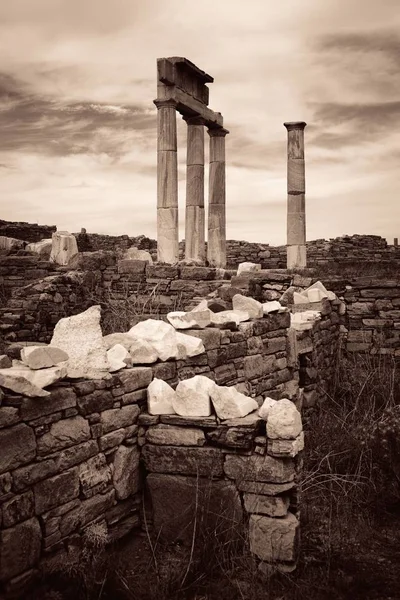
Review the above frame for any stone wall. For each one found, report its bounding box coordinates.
[0,310,301,595]
[0,256,59,302]
[0,221,56,244]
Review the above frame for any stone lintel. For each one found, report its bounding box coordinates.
[208,127,230,137]
[283,121,307,131]
[154,87,223,128]
[158,57,214,85]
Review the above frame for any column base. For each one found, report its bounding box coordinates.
[287,245,306,269]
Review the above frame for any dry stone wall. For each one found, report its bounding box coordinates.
[0,221,56,244]
[0,256,58,302]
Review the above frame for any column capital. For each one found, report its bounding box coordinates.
[154,98,178,110]
[183,115,205,126]
[283,121,307,132]
[207,127,229,137]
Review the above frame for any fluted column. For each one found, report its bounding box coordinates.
[284,121,307,269]
[154,99,178,263]
[207,127,229,268]
[185,116,205,262]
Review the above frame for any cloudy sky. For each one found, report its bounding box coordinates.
[1,0,399,244]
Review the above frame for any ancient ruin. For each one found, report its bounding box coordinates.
[155,57,228,267]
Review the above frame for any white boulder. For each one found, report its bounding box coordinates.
[129,339,158,364]
[258,397,278,420]
[50,305,110,379]
[26,239,52,259]
[147,378,176,415]
[305,281,329,300]
[176,332,205,359]
[293,291,309,305]
[128,319,178,362]
[0,236,25,252]
[210,310,250,326]
[167,310,211,330]
[210,385,258,420]
[232,294,263,319]
[306,288,325,303]
[123,246,153,263]
[266,399,302,440]
[237,262,261,275]
[173,375,215,417]
[21,345,68,370]
[262,301,282,314]
[50,231,79,266]
[0,369,50,397]
[106,344,131,372]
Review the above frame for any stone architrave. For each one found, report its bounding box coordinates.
[284,122,307,269]
[154,99,179,263]
[50,231,79,266]
[185,116,205,262]
[207,128,229,268]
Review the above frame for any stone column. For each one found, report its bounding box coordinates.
[207,127,229,268]
[394,238,398,247]
[185,116,205,262]
[154,99,178,263]
[284,121,307,269]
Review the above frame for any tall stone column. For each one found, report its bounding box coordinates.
[284,121,307,269]
[155,99,178,263]
[185,116,205,262]
[207,127,229,268]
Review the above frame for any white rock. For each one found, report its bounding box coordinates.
[191,299,208,312]
[26,239,52,259]
[210,310,250,325]
[123,246,153,263]
[0,236,25,252]
[128,319,178,362]
[327,291,337,301]
[293,291,309,305]
[258,397,278,420]
[103,332,136,350]
[167,310,211,330]
[3,363,67,391]
[0,369,50,397]
[50,305,110,379]
[237,262,261,275]
[147,378,176,415]
[21,345,69,370]
[210,385,258,420]
[266,399,302,439]
[262,301,282,314]
[305,281,329,300]
[306,288,325,303]
[173,375,215,417]
[176,332,205,359]
[129,339,159,364]
[232,294,263,319]
[107,344,131,372]
[50,231,79,266]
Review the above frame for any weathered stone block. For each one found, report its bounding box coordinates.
[249,513,299,562]
[2,491,35,527]
[146,473,243,544]
[37,416,90,455]
[160,414,217,427]
[79,454,112,498]
[185,328,221,350]
[224,454,295,483]
[243,354,264,379]
[146,424,206,446]
[118,367,153,393]
[0,406,20,428]
[34,468,79,514]
[99,428,126,451]
[117,259,147,274]
[113,445,140,500]
[101,405,140,434]
[206,427,255,449]
[20,387,77,421]
[142,445,224,477]
[77,390,114,416]
[243,493,289,516]
[0,517,41,582]
[152,361,177,381]
[0,423,36,474]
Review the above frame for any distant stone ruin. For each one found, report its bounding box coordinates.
[155,57,228,267]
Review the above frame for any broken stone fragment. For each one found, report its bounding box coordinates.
[122,246,153,263]
[305,280,329,300]
[128,319,178,362]
[267,432,304,457]
[26,238,52,259]
[176,332,205,359]
[50,305,110,379]
[0,355,12,369]
[262,301,282,314]
[244,493,290,517]
[20,345,68,370]
[210,310,250,326]
[147,378,176,415]
[129,339,159,364]
[306,288,326,302]
[106,344,131,372]
[266,399,302,440]
[49,231,79,265]
[173,375,215,417]
[249,512,299,562]
[103,332,136,350]
[293,291,309,305]
[232,294,263,319]
[146,424,206,446]
[258,397,278,420]
[167,310,211,330]
[237,262,261,275]
[210,384,258,420]
[0,369,50,397]
[10,362,67,389]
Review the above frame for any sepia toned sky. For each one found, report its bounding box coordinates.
[0,0,399,244]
